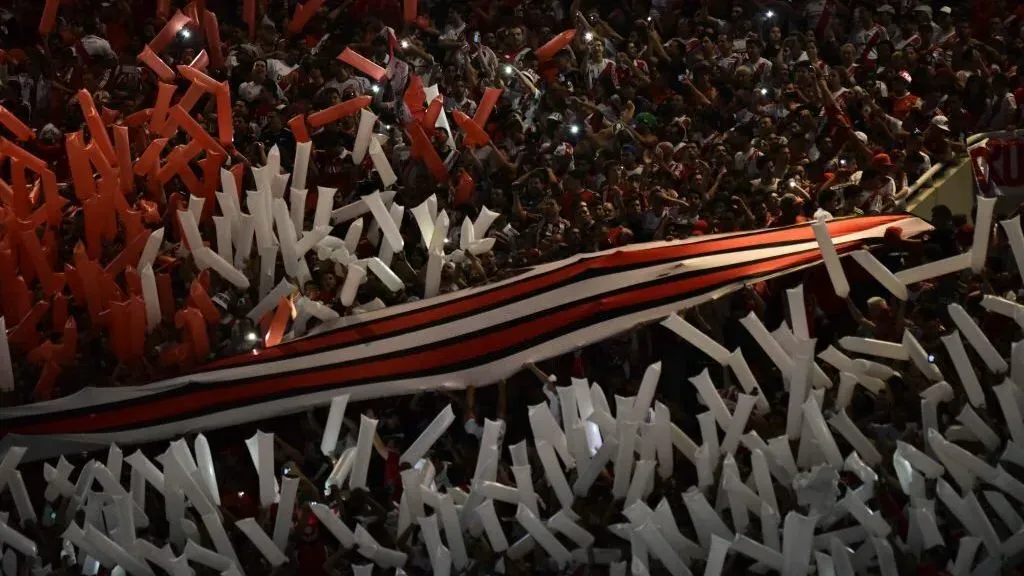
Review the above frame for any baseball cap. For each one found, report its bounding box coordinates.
[877,4,895,13]
[854,131,869,144]
[897,70,913,83]
[913,5,932,16]
[872,153,893,167]
[931,115,951,132]
[939,6,952,14]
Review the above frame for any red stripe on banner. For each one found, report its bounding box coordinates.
[10,238,875,437]
[205,215,906,368]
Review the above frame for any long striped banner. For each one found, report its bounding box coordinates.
[0,214,930,460]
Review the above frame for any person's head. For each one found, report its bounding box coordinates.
[937,6,953,27]
[991,73,1009,96]
[541,198,560,221]
[251,60,268,82]
[866,296,890,322]
[914,5,933,25]
[818,188,840,211]
[747,38,763,61]
[770,26,783,43]
[877,4,895,25]
[508,25,525,49]
[931,204,953,227]
[779,193,800,219]
[371,36,389,64]
[858,6,874,28]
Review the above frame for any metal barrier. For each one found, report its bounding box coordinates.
[904,129,1024,219]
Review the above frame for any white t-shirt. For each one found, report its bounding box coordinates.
[79,35,116,60]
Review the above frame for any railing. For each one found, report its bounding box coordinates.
[904,128,1024,219]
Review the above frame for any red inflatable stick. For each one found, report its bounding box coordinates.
[114,125,133,195]
[128,297,147,361]
[0,105,35,141]
[170,105,227,156]
[51,293,69,332]
[78,90,117,164]
[404,75,427,124]
[189,281,222,325]
[190,49,209,72]
[33,361,60,402]
[176,307,210,362]
[453,109,490,147]
[66,132,98,200]
[135,138,169,177]
[203,10,224,69]
[124,266,142,296]
[39,0,60,35]
[404,0,417,22]
[19,229,64,297]
[124,108,153,128]
[138,46,176,83]
[176,64,220,92]
[7,301,50,350]
[288,114,310,143]
[423,96,444,131]
[337,48,386,82]
[534,29,576,62]
[150,10,192,54]
[406,122,449,183]
[244,0,256,40]
[464,87,502,146]
[104,229,152,279]
[40,169,65,228]
[306,95,372,128]
[453,169,475,206]
[0,139,47,175]
[151,82,176,133]
[8,159,31,218]
[264,297,292,347]
[287,0,325,34]
[216,83,234,146]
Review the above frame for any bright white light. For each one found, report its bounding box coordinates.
[504,65,514,76]
[570,125,580,135]
[245,331,258,342]
[584,31,594,41]
[400,39,410,49]
[927,354,935,363]
[759,88,768,95]
[237,491,245,498]
[371,84,381,94]
[180,29,191,39]
[765,10,774,18]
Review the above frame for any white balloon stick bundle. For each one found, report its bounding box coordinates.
[940,331,986,407]
[235,518,288,566]
[1001,216,1024,278]
[740,312,795,377]
[838,336,909,361]
[812,219,850,298]
[661,313,730,364]
[895,252,971,286]
[947,304,1008,374]
[971,196,997,272]
[244,431,279,508]
[349,415,378,490]
[400,404,454,465]
[320,395,350,456]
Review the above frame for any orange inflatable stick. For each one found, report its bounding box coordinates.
[51,293,69,331]
[170,105,227,156]
[176,307,210,362]
[39,0,60,35]
[114,125,133,195]
[135,138,169,177]
[406,122,449,183]
[190,49,209,72]
[189,280,221,325]
[337,48,386,82]
[151,82,176,133]
[453,109,490,146]
[34,361,60,402]
[125,266,142,296]
[137,45,176,83]
[156,0,171,19]
[534,29,576,62]
[306,95,373,128]
[215,82,234,147]
[128,296,147,361]
[404,75,427,124]
[19,229,64,297]
[453,169,475,206]
[287,0,325,34]
[9,159,31,217]
[112,192,145,243]
[83,195,111,260]
[56,317,78,365]
[0,139,47,175]
[8,301,50,350]
[104,228,152,278]
[424,96,444,130]
[3,277,32,327]
[159,342,192,368]
[244,0,256,40]
[203,10,224,69]
[156,272,175,322]
[464,87,502,146]
[101,106,120,125]
[264,297,291,347]
[288,114,310,143]
[40,169,65,228]
[87,141,117,183]
[124,108,153,127]
[176,64,219,92]
[404,0,417,22]
[106,300,132,363]
[150,10,192,54]
[160,83,206,138]
[66,132,98,200]
[79,90,117,164]
[0,105,35,141]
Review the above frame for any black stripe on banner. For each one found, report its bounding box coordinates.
[187,228,849,372]
[14,244,844,434]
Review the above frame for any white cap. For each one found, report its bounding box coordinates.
[939,6,952,14]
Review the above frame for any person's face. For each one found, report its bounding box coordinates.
[841,44,856,64]
[543,202,559,220]
[323,272,338,293]
[252,61,267,80]
[484,32,496,46]
[770,26,782,43]
[747,43,762,62]
[806,42,818,60]
[575,203,592,225]
[527,176,544,196]
[915,10,930,25]
[509,27,524,48]
[628,197,642,215]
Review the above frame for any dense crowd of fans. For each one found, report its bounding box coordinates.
[0,0,1021,400]
[1,0,1024,574]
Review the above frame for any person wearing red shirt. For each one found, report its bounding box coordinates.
[890,70,920,119]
